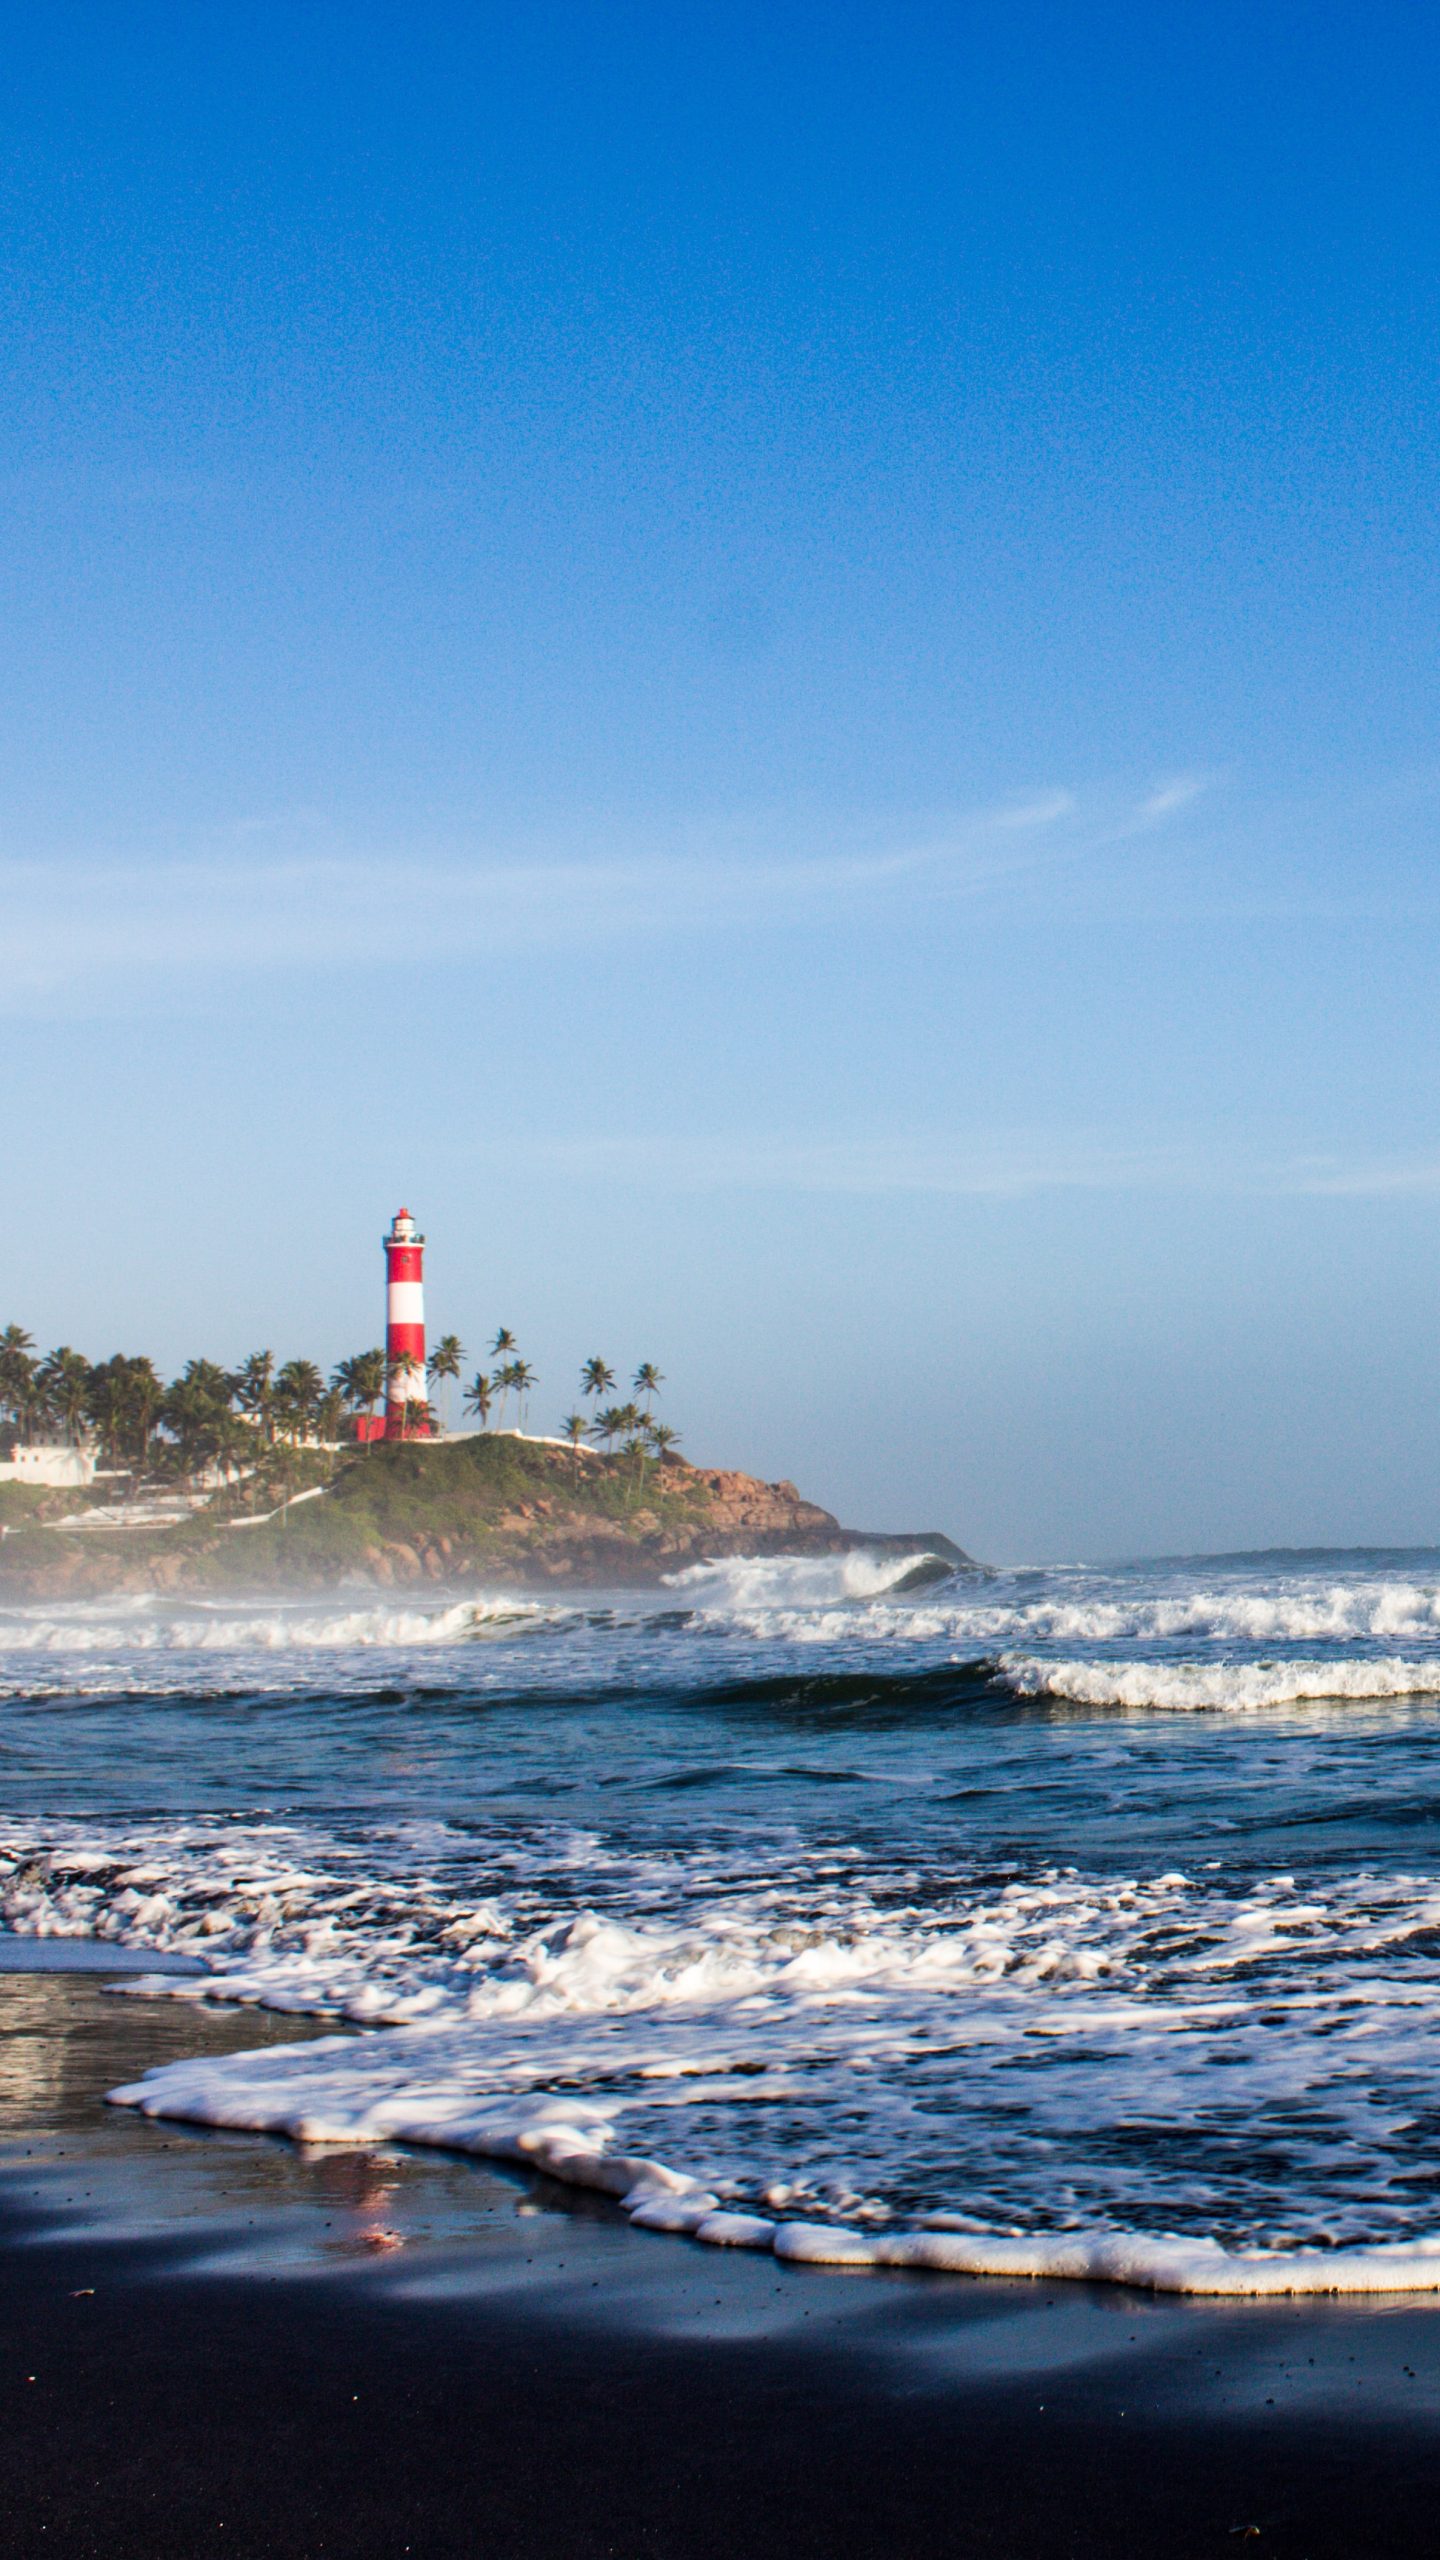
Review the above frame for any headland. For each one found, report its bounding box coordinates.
[0,1432,971,1601]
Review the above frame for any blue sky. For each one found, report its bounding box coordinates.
[6,0,1440,1557]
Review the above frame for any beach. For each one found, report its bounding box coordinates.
[10,1552,1440,2549]
[7,1963,1440,2560]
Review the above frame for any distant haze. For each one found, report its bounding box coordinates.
[6,3,1440,1559]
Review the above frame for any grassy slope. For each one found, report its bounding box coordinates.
[0,1480,115,1528]
[242,1435,716,1581]
[0,1436,721,1596]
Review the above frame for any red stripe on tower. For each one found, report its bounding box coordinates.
[383,1207,433,1439]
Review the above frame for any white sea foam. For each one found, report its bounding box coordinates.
[15,1552,1440,2292]
[1001,1655,1440,1711]
[13,1814,1440,2291]
[665,1550,940,1610]
[0,1595,551,1659]
[101,2007,1440,2296]
[9,1560,1440,1695]
[678,1563,1440,1652]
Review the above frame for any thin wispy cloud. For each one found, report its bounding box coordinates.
[0,770,1231,1010]
[0,846,905,1002]
[0,790,1075,1004]
[1134,774,1210,827]
[989,787,1077,830]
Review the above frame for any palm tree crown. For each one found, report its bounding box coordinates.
[426,1334,465,1436]
[334,1349,386,1441]
[2,1308,684,1498]
[234,1351,276,1443]
[0,1325,38,1443]
[509,1359,537,1427]
[37,1348,91,1446]
[633,1362,664,1410]
[274,1359,324,1442]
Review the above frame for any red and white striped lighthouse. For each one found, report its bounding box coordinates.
[383,1207,433,1439]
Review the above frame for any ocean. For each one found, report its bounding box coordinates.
[7,1543,1440,2295]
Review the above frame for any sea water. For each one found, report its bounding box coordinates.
[9,1546,1440,2290]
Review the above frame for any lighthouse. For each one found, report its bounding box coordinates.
[383,1207,433,1439]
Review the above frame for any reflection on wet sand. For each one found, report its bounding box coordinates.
[0,1970,560,2271]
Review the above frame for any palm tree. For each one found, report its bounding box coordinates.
[491,1327,517,1359]
[427,1334,465,1435]
[275,1359,323,1444]
[335,1349,386,1443]
[385,1348,422,1432]
[38,1348,92,1447]
[183,1358,236,1408]
[234,1351,276,1445]
[589,1402,627,1454]
[0,1325,38,1444]
[83,1355,163,1475]
[81,1358,123,1468]
[633,1362,664,1417]
[638,1418,681,1501]
[315,1385,346,1445]
[620,1431,650,1501]
[492,1359,521,1430]
[581,1356,614,1404]
[160,1360,237,1480]
[561,1411,587,1480]
[463,1370,494,1431]
[209,1404,253,1493]
[122,1358,163,1477]
[509,1359,537,1430]
[607,1402,645,1494]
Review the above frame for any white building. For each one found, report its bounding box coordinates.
[0,1442,99,1489]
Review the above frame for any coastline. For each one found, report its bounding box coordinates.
[0,1433,973,1601]
[7,1967,1440,2558]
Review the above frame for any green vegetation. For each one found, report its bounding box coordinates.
[1,1317,690,1586]
[262,1431,711,1577]
[1,1320,679,1484]
[0,1430,720,1599]
[0,1480,97,1530]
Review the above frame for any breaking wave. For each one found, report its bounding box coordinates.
[665,1550,950,1609]
[15,1809,1440,2293]
[0,1595,555,1662]
[999,1654,1440,1711]
[16,1546,1440,2295]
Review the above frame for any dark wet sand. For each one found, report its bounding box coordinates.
[5,1970,1440,2558]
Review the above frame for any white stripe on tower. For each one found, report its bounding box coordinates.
[382,1206,431,1439]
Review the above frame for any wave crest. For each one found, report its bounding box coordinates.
[0,1596,551,1657]
[1001,1655,1440,1711]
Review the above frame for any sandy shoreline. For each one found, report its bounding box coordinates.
[4,1969,1440,2555]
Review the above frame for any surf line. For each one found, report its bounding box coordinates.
[104,2078,1440,2300]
